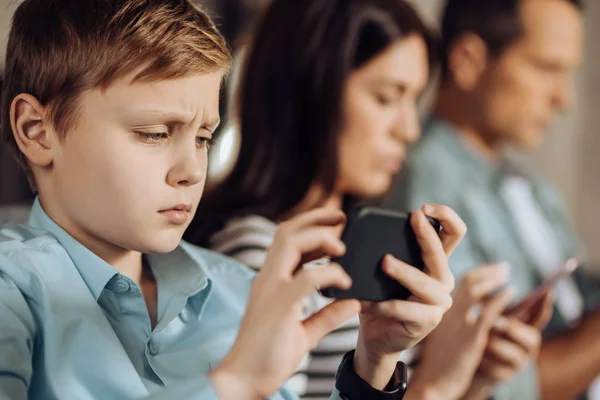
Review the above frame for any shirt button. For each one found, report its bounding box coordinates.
[114,278,131,293]
[148,341,159,355]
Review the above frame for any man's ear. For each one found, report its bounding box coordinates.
[447,33,490,91]
[10,94,54,167]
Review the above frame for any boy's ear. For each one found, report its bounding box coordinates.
[10,94,54,167]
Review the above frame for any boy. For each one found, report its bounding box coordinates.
[0,1,463,399]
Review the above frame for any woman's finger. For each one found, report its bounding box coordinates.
[421,204,467,257]
[382,255,452,309]
[360,299,444,327]
[410,210,454,290]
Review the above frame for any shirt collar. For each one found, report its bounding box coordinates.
[147,245,210,299]
[28,197,119,301]
[424,116,507,185]
[27,197,212,304]
[147,244,213,330]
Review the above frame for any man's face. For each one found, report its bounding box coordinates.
[47,70,222,255]
[478,0,583,149]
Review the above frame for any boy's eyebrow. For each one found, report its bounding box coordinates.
[204,116,221,133]
[131,109,220,131]
[131,109,195,123]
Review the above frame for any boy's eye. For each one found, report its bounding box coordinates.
[136,132,168,143]
[196,136,216,149]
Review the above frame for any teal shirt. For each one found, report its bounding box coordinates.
[0,199,344,400]
[391,117,600,400]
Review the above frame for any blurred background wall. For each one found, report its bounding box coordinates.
[1,0,598,266]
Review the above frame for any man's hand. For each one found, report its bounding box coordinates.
[463,290,553,400]
[478,291,552,379]
[407,264,514,400]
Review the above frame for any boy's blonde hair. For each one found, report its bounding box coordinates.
[1,0,231,189]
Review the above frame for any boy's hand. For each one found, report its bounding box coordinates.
[210,208,360,399]
[353,205,465,389]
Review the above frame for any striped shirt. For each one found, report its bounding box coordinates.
[208,215,361,400]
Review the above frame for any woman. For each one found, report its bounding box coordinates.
[185,0,546,398]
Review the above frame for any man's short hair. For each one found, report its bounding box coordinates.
[441,0,583,79]
[1,0,231,188]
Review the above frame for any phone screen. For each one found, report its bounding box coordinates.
[505,257,579,319]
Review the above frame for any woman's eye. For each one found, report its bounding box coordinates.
[376,94,396,106]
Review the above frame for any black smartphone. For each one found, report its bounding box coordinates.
[321,206,441,302]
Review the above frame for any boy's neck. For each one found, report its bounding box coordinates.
[39,195,145,284]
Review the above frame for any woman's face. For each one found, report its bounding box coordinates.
[337,34,429,198]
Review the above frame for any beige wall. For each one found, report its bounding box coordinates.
[0,0,20,72]
[575,0,600,268]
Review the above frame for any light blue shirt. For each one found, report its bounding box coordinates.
[0,199,344,400]
[390,117,600,400]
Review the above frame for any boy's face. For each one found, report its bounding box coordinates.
[46,70,222,255]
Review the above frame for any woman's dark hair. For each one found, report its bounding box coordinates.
[185,0,436,246]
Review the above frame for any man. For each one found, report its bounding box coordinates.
[395,0,600,399]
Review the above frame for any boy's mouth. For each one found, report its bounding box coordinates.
[158,204,192,224]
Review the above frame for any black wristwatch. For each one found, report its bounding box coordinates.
[335,350,407,400]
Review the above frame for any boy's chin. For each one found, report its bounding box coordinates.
[135,233,183,254]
